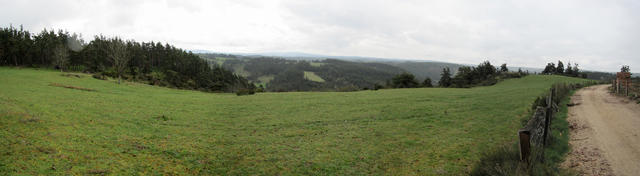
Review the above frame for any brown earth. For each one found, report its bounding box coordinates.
[562,85,640,176]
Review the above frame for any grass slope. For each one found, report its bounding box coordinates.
[0,67,588,175]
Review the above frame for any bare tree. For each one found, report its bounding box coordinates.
[52,44,69,72]
[107,38,129,84]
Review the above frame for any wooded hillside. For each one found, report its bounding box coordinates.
[0,25,251,92]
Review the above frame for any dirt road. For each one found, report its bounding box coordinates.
[563,85,640,176]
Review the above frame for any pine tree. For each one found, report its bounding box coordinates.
[500,63,508,73]
[422,77,433,87]
[565,62,573,76]
[438,67,452,87]
[542,63,555,74]
[556,61,564,75]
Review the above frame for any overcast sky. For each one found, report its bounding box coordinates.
[1,0,638,72]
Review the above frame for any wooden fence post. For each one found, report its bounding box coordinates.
[519,107,548,164]
[627,81,630,96]
[542,88,553,146]
[519,130,531,162]
[616,79,620,94]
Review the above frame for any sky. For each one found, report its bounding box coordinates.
[1,0,638,72]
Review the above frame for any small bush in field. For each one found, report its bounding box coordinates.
[92,73,107,80]
[236,88,255,96]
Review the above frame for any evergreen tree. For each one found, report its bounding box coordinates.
[438,67,452,87]
[451,66,473,88]
[572,63,580,77]
[391,73,419,88]
[556,61,564,75]
[422,77,433,87]
[500,63,508,73]
[542,63,555,74]
[565,62,573,76]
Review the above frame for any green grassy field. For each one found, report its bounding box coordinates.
[0,67,589,175]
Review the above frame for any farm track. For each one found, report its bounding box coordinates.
[563,85,640,176]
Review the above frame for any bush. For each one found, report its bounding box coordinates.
[470,144,527,176]
[67,65,86,72]
[373,83,384,90]
[147,71,166,86]
[391,73,419,88]
[337,85,360,92]
[92,73,107,80]
[102,68,118,78]
[236,88,255,96]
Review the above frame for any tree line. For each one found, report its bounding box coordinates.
[0,25,252,92]
[389,61,529,88]
[541,60,587,78]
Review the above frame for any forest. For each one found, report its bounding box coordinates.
[0,25,252,92]
[199,54,406,91]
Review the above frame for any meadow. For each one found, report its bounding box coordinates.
[0,67,588,175]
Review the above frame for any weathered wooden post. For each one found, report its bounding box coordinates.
[627,81,630,96]
[616,78,619,94]
[519,130,531,162]
[519,107,547,164]
[542,88,553,146]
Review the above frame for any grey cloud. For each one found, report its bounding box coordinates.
[0,0,637,72]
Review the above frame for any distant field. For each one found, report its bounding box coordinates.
[213,57,229,65]
[303,71,325,82]
[0,67,589,175]
[310,62,326,67]
[232,64,250,77]
[256,75,275,85]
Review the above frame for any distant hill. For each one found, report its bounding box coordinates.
[240,52,414,62]
[237,52,545,80]
[213,52,469,82]
[197,52,618,90]
[198,53,406,91]
[385,61,464,81]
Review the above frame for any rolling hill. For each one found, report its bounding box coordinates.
[199,52,600,92]
[0,67,590,175]
[199,54,407,91]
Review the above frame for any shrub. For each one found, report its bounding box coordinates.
[373,83,384,90]
[391,73,419,88]
[236,88,255,96]
[337,85,360,92]
[67,65,86,72]
[92,73,107,80]
[470,144,527,176]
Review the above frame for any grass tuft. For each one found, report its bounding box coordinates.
[48,83,96,92]
[86,169,109,175]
